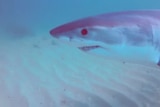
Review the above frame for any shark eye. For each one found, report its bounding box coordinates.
[81,28,88,36]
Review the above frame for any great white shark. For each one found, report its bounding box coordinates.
[50,10,160,66]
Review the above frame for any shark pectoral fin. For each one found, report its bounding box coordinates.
[157,59,160,66]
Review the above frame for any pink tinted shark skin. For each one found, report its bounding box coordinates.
[50,10,160,65]
[50,10,160,46]
[50,10,160,36]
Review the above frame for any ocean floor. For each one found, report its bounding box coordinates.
[0,34,160,107]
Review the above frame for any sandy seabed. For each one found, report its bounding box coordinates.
[0,35,160,107]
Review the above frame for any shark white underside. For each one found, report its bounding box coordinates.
[56,25,160,66]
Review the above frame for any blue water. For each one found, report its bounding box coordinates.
[1,1,160,107]
[1,0,160,37]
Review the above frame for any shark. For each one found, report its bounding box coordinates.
[50,10,160,66]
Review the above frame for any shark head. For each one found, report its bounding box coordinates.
[49,10,159,48]
[49,16,125,45]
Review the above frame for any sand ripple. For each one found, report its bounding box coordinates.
[0,36,160,107]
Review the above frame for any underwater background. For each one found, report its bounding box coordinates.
[1,0,160,36]
[0,0,160,107]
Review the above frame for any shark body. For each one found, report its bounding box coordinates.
[50,10,160,65]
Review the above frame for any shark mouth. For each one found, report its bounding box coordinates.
[56,36,108,51]
[78,45,102,51]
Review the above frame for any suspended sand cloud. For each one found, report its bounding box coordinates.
[0,35,160,107]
